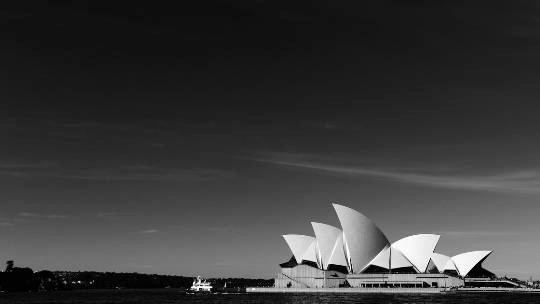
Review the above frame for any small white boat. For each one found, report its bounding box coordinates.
[187,276,213,293]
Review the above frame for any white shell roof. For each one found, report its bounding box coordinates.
[391,248,415,269]
[443,259,458,272]
[327,233,348,268]
[282,234,316,264]
[368,246,414,270]
[451,251,492,277]
[431,253,451,272]
[301,240,319,265]
[333,203,390,273]
[369,246,390,269]
[391,234,440,273]
[282,205,493,277]
[311,222,343,270]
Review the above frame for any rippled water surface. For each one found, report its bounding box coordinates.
[1,289,540,304]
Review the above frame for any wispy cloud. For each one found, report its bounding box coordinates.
[47,120,218,137]
[139,229,159,234]
[19,212,69,219]
[73,166,232,182]
[58,167,233,182]
[0,162,54,169]
[0,163,233,183]
[255,152,540,193]
[0,162,57,177]
[0,222,14,227]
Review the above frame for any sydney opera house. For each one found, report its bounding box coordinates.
[274,203,514,290]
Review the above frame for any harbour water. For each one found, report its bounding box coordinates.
[1,289,540,304]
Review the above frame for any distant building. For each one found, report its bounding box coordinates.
[275,203,514,289]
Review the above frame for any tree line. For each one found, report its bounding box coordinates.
[0,261,273,292]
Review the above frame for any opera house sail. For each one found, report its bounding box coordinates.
[311,222,348,271]
[332,203,389,273]
[272,203,512,290]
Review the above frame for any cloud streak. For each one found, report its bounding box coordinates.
[257,154,540,193]
[0,163,233,183]
[0,162,54,169]
[19,212,69,219]
[55,167,233,182]
[139,229,159,234]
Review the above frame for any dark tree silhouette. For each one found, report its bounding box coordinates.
[5,260,14,272]
[0,260,273,293]
[36,270,58,291]
[0,261,37,292]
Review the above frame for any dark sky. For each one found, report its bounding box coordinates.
[1,1,540,278]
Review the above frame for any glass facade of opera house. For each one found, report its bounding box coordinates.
[274,204,519,289]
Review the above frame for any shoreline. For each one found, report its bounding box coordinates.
[246,287,540,294]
